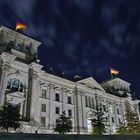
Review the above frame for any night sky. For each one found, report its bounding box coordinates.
[0,0,140,99]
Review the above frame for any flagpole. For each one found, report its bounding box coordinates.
[110,66,113,79]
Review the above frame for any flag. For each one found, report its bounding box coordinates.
[110,68,119,75]
[16,22,27,30]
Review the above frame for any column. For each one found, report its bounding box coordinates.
[74,84,80,134]
[48,84,55,129]
[121,100,126,124]
[80,93,85,133]
[73,89,77,132]
[20,101,23,117]
[114,102,117,133]
[62,88,67,112]
[75,90,83,134]
[0,64,10,106]
[28,62,43,126]
[136,104,140,121]
[107,100,112,134]
[30,73,40,125]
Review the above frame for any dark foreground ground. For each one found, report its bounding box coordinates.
[0,133,140,140]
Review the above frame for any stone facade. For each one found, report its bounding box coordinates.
[0,26,139,134]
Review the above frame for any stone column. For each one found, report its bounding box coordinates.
[73,89,77,132]
[80,93,85,133]
[48,84,55,129]
[74,83,80,134]
[30,73,40,121]
[107,101,112,134]
[136,104,140,121]
[20,101,23,117]
[121,100,126,124]
[74,85,83,134]
[0,64,10,106]
[62,88,67,112]
[113,102,117,133]
[28,62,43,127]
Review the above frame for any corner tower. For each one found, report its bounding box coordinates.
[0,26,41,63]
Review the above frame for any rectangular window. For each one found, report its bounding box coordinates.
[117,108,120,114]
[103,105,106,111]
[68,109,72,117]
[112,117,115,123]
[110,105,114,114]
[68,96,72,104]
[55,107,60,114]
[55,93,60,101]
[85,96,88,107]
[56,119,59,126]
[42,89,47,98]
[118,118,121,124]
[41,117,46,127]
[41,104,46,112]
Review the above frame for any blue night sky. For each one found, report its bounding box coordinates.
[0,0,140,98]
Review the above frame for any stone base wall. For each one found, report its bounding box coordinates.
[0,133,140,140]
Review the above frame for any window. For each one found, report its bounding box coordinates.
[55,93,60,101]
[117,108,120,114]
[110,105,114,114]
[68,109,72,117]
[7,78,24,92]
[41,89,47,98]
[56,119,59,126]
[41,104,46,112]
[118,118,121,124]
[55,107,60,114]
[85,96,88,107]
[41,117,46,127]
[68,96,72,104]
[103,105,106,111]
[112,117,115,123]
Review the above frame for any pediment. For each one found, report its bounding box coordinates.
[78,77,105,91]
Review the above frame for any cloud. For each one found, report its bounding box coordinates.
[95,63,108,75]
[11,0,35,18]
[68,0,94,15]
[101,1,120,24]
[64,41,77,61]
[100,38,119,56]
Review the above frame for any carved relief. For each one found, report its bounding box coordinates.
[32,73,39,80]
[2,64,10,71]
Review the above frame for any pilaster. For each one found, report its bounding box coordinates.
[61,87,67,111]
[28,62,43,126]
[48,83,55,129]
[74,82,85,134]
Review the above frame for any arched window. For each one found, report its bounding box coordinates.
[7,77,25,92]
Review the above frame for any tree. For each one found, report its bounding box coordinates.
[117,123,128,135]
[54,111,72,134]
[90,104,109,135]
[0,103,21,132]
[117,101,140,135]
